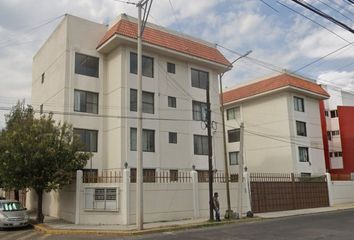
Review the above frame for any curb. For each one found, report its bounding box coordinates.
[32,217,262,236]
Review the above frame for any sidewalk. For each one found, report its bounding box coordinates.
[257,203,354,219]
[31,203,354,235]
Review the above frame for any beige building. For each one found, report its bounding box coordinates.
[31,14,230,176]
[223,73,330,175]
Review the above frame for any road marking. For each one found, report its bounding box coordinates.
[39,233,51,239]
[0,230,33,240]
[16,231,39,240]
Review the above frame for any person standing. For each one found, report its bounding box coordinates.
[213,192,221,221]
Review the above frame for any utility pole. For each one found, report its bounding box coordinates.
[136,1,144,230]
[136,0,152,230]
[206,79,214,221]
[237,122,245,218]
[219,50,251,219]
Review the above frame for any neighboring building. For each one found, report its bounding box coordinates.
[319,84,354,176]
[223,73,329,175]
[31,14,230,177]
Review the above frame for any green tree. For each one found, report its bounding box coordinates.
[0,102,90,223]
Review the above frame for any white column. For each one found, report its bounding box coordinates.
[191,170,199,219]
[75,170,83,224]
[243,172,252,213]
[326,173,334,206]
[122,168,130,225]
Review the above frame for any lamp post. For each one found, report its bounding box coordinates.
[219,50,252,219]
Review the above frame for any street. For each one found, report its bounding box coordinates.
[1,209,354,240]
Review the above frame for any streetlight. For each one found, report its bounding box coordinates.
[219,50,252,219]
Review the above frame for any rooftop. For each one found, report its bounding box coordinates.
[223,73,330,104]
[97,14,230,67]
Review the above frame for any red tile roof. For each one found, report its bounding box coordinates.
[223,73,330,104]
[97,19,230,66]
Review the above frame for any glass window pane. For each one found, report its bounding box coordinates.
[229,152,239,165]
[191,69,199,88]
[228,129,240,142]
[75,53,99,78]
[130,128,137,151]
[142,56,154,78]
[130,52,137,74]
[130,89,137,112]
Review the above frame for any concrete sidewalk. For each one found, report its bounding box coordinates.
[257,203,354,219]
[30,203,354,235]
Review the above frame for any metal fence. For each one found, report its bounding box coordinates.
[250,173,329,213]
[331,173,352,181]
[83,170,123,183]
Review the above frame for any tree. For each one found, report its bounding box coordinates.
[0,102,90,223]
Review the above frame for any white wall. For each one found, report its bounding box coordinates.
[331,181,354,205]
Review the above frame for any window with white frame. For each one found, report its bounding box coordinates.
[294,96,305,112]
[296,121,307,136]
[74,90,99,114]
[228,129,240,143]
[73,128,98,152]
[130,52,154,78]
[168,96,176,108]
[191,68,209,89]
[330,110,338,118]
[299,147,309,162]
[226,107,240,120]
[193,135,208,155]
[192,101,207,121]
[75,53,99,78]
[84,188,118,211]
[130,128,155,152]
[130,89,154,114]
[229,151,239,165]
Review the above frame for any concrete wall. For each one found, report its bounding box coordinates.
[26,184,76,223]
[330,181,354,205]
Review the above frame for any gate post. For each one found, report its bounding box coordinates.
[291,173,296,210]
[191,170,199,219]
[122,168,130,225]
[326,173,333,206]
[75,170,83,225]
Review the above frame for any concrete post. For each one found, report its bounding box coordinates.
[122,168,130,225]
[191,170,199,219]
[326,173,333,206]
[243,172,252,213]
[75,170,83,224]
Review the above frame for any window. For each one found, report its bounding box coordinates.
[85,187,117,211]
[75,53,99,78]
[229,151,239,165]
[329,152,333,158]
[330,110,338,118]
[170,170,178,182]
[130,89,154,114]
[74,129,98,152]
[301,173,311,177]
[296,121,307,136]
[228,129,240,143]
[327,131,332,141]
[40,104,43,114]
[41,73,45,84]
[167,62,176,74]
[130,52,154,78]
[168,96,176,108]
[191,68,209,89]
[192,101,207,121]
[331,130,340,136]
[299,147,309,162]
[325,110,329,117]
[227,107,240,120]
[294,96,305,112]
[74,90,99,114]
[130,168,156,183]
[193,135,209,155]
[130,128,155,152]
[169,132,177,144]
[334,152,343,157]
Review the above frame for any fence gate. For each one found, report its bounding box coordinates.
[250,173,329,213]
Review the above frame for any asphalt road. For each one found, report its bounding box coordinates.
[1,209,354,240]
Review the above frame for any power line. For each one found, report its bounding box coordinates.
[317,0,354,23]
[259,0,279,13]
[289,0,354,34]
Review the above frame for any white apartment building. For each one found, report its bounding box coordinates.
[31,14,231,177]
[223,73,329,175]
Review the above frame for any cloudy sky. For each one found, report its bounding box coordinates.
[0,0,354,128]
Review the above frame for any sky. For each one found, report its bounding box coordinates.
[0,0,354,128]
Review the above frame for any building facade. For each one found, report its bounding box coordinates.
[223,73,329,175]
[320,84,354,176]
[31,14,230,177]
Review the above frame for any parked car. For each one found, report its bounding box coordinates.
[0,200,29,228]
